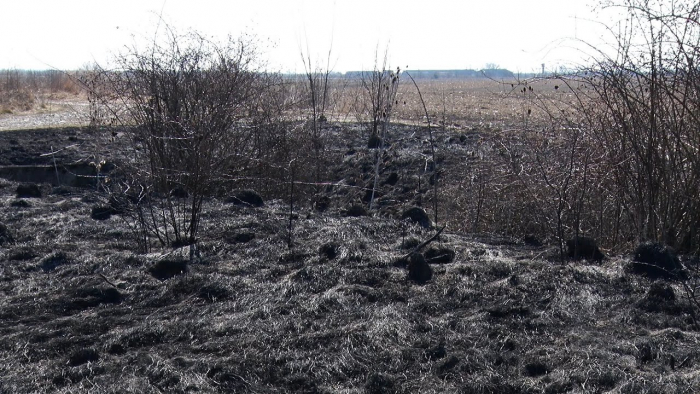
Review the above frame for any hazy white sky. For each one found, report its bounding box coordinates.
[1,0,611,73]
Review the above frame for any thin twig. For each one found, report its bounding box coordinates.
[403,225,446,259]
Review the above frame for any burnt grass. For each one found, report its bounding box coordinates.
[1,125,700,393]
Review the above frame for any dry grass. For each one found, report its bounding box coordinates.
[326,77,579,131]
[1,121,700,392]
[0,70,83,116]
[1,183,699,393]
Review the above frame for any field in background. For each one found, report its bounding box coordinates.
[0,70,574,131]
[0,69,87,130]
[324,76,576,131]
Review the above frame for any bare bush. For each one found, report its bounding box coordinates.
[575,0,700,251]
[299,42,336,190]
[360,49,400,139]
[88,29,266,250]
[442,78,600,257]
[405,71,440,226]
[360,48,401,210]
[442,0,700,260]
[0,69,35,113]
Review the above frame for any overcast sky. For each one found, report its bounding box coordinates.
[1,0,612,73]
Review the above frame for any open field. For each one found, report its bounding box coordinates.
[1,75,699,393]
[0,73,572,132]
[0,97,89,132]
[319,77,575,130]
[0,69,87,131]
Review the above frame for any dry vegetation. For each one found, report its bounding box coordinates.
[0,69,88,131]
[0,69,82,114]
[2,124,700,393]
[2,0,700,392]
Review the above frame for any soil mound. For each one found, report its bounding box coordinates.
[345,204,368,217]
[16,183,42,198]
[566,236,604,261]
[40,252,71,272]
[401,207,432,228]
[227,190,264,207]
[425,246,455,264]
[407,253,432,284]
[0,222,13,245]
[632,242,684,279]
[148,259,189,280]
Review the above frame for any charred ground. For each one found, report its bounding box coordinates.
[0,123,699,393]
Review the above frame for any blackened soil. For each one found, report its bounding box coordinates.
[0,123,699,393]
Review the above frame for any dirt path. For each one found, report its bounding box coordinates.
[0,99,89,131]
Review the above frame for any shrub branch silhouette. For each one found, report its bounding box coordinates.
[85,27,264,252]
[360,47,400,211]
[299,39,336,189]
[405,71,439,227]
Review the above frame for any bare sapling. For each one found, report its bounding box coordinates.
[299,39,335,188]
[405,71,439,227]
[362,47,400,211]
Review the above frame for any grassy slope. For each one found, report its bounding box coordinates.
[0,125,700,393]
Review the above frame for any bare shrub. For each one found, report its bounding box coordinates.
[299,42,334,176]
[442,78,602,259]
[241,72,325,204]
[461,0,700,263]
[359,48,401,139]
[404,72,441,226]
[574,0,700,251]
[443,0,700,261]
[89,28,266,250]
[0,69,35,113]
[359,48,401,210]
[79,66,121,129]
